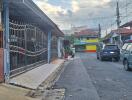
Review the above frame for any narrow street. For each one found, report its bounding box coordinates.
[54,53,132,100]
[2,0,132,100]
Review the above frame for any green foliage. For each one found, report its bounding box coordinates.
[64,46,71,54]
[64,34,75,44]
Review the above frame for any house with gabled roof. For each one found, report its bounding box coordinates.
[102,27,132,45]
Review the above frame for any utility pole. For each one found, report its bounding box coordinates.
[116,2,121,28]
[116,1,122,47]
[106,30,107,36]
[98,24,101,38]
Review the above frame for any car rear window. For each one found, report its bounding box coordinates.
[126,44,132,51]
[104,45,118,50]
[122,43,129,50]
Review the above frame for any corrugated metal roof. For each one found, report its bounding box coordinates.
[9,0,64,36]
[102,28,132,41]
[111,28,132,35]
[120,21,132,28]
[74,29,98,37]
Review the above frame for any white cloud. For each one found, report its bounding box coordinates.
[89,0,111,6]
[33,0,132,36]
[34,0,113,29]
[72,0,80,13]
[35,1,68,17]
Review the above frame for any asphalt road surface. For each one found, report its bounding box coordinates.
[54,53,132,100]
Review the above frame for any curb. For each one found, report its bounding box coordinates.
[38,61,65,90]
[27,61,65,98]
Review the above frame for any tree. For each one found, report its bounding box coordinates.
[64,34,75,45]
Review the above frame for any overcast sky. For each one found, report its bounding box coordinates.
[33,0,132,37]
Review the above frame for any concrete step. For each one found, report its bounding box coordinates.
[10,59,65,90]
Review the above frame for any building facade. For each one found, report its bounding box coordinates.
[0,0,64,82]
[103,28,132,46]
[74,28,99,52]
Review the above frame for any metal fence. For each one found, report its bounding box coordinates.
[9,20,48,75]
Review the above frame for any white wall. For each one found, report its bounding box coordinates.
[130,35,132,40]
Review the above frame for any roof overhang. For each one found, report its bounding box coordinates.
[9,0,64,36]
[120,21,132,28]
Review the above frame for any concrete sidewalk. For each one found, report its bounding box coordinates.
[0,84,39,100]
[10,59,65,90]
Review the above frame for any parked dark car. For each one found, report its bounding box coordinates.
[97,44,120,61]
[120,43,132,71]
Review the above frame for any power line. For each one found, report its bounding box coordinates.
[119,1,132,9]
[54,15,116,22]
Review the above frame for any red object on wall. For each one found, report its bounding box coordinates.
[0,48,4,82]
[85,50,96,52]
[65,54,68,58]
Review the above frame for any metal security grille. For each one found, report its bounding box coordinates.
[51,35,58,61]
[9,20,47,75]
